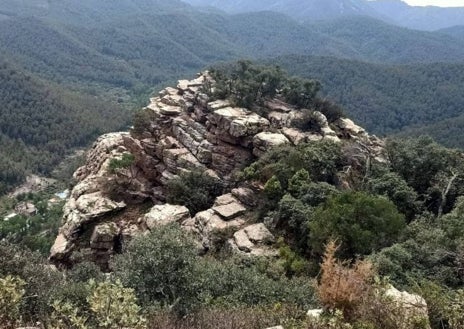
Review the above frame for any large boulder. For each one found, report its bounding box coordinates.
[144,204,191,229]
[228,223,276,256]
[385,286,430,329]
[253,132,290,156]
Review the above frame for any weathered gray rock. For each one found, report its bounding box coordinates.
[209,107,270,139]
[50,71,385,269]
[74,132,130,180]
[228,223,276,256]
[90,223,119,250]
[232,229,255,252]
[335,118,366,136]
[74,192,126,219]
[385,286,430,328]
[49,234,71,261]
[212,202,246,220]
[253,132,290,156]
[207,100,230,111]
[231,188,257,207]
[244,223,275,244]
[144,204,190,229]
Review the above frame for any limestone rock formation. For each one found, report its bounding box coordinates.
[385,286,431,329]
[49,72,387,269]
[227,223,277,256]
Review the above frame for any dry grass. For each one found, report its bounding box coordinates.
[316,240,374,320]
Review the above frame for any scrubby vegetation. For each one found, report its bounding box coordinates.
[5,131,464,328]
[208,61,345,125]
[166,171,224,215]
[3,62,464,329]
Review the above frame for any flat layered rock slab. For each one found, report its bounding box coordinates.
[144,204,191,229]
[244,223,275,244]
[212,202,246,220]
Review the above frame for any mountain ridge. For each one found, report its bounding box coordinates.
[184,0,464,30]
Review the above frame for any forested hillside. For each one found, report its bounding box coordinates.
[270,55,464,145]
[0,62,129,194]
[185,0,464,31]
[4,63,464,329]
[2,0,464,194]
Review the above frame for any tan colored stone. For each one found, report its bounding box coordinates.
[90,223,119,250]
[213,202,246,220]
[244,223,275,244]
[144,204,190,229]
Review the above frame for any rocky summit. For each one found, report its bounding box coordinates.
[49,72,385,270]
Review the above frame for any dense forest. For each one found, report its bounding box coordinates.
[2,2,464,194]
[0,62,129,194]
[269,55,464,146]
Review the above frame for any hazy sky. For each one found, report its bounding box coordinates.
[402,0,464,6]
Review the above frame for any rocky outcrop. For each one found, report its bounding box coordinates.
[50,72,386,269]
[227,223,277,256]
[385,286,431,329]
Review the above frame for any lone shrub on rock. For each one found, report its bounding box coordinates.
[166,170,223,215]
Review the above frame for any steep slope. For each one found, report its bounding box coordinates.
[50,72,385,268]
[1,12,464,94]
[185,0,464,30]
[0,61,129,194]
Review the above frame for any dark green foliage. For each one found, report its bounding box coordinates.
[0,61,129,193]
[0,195,64,255]
[282,77,321,109]
[374,212,464,288]
[308,192,406,259]
[194,257,315,309]
[244,141,342,188]
[210,61,285,108]
[112,224,198,314]
[166,171,223,215]
[386,136,464,215]
[366,169,419,221]
[271,55,464,143]
[67,262,105,283]
[108,153,136,174]
[312,98,345,123]
[291,110,324,133]
[113,224,315,314]
[210,61,321,110]
[275,194,313,250]
[132,108,157,137]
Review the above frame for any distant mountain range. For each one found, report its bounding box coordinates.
[184,0,464,31]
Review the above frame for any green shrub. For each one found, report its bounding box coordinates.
[0,242,65,323]
[0,275,25,326]
[87,279,146,329]
[166,170,223,215]
[112,224,198,314]
[313,98,345,123]
[108,153,135,174]
[309,192,406,259]
[292,109,324,132]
